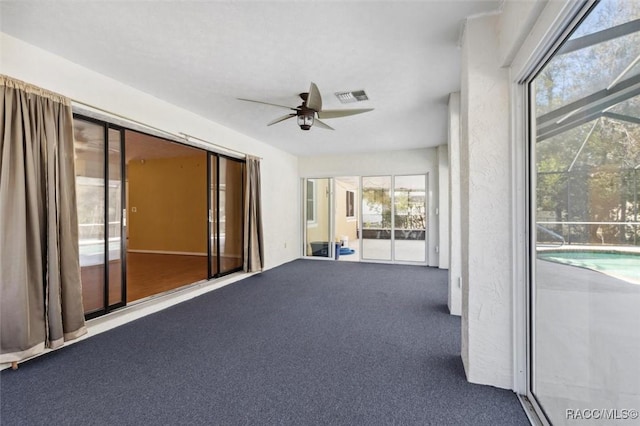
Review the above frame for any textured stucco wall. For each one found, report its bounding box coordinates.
[460,14,513,389]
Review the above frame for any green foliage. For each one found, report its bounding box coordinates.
[362,187,426,230]
[534,0,640,245]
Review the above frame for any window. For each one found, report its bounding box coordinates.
[306,179,316,223]
[346,190,355,219]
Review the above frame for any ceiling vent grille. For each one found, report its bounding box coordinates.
[335,90,369,104]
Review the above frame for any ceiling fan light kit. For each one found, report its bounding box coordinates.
[238,82,373,131]
[297,113,314,130]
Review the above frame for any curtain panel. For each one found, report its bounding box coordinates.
[243,155,264,272]
[0,75,86,364]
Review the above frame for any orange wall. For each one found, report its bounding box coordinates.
[128,154,207,254]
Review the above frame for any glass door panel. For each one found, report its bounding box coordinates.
[73,118,106,315]
[361,176,392,261]
[219,157,244,274]
[530,1,640,423]
[107,127,124,306]
[209,155,219,277]
[394,175,426,262]
[304,178,332,258]
[335,177,360,262]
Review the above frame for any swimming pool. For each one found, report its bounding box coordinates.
[537,250,640,284]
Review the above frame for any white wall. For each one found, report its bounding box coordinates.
[460,14,513,389]
[437,144,449,269]
[447,93,462,316]
[0,33,300,270]
[299,148,440,267]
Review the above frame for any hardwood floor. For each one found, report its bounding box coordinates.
[126,253,208,302]
[80,253,243,312]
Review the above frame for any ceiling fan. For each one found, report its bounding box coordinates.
[238,82,373,131]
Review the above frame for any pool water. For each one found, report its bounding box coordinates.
[538,250,640,284]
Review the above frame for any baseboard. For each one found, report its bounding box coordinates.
[127,250,207,257]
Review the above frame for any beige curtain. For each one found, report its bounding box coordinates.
[0,75,86,364]
[243,155,264,272]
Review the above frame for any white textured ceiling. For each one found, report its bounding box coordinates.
[0,1,501,157]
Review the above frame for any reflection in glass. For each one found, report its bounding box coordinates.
[209,156,219,276]
[394,175,426,262]
[532,1,640,422]
[74,119,105,314]
[107,128,123,306]
[335,177,360,262]
[362,176,392,260]
[219,157,244,273]
[536,1,640,116]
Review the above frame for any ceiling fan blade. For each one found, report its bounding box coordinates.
[313,118,334,130]
[306,82,323,112]
[237,98,297,111]
[267,114,297,126]
[318,108,374,119]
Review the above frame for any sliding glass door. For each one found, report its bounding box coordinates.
[334,177,360,262]
[394,175,427,262]
[73,116,125,318]
[361,175,427,263]
[107,128,125,306]
[529,1,640,423]
[362,176,392,261]
[209,155,219,277]
[303,175,427,264]
[209,154,245,277]
[75,114,246,319]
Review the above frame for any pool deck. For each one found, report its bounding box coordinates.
[534,259,640,425]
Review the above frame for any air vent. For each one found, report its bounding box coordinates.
[335,90,369,104]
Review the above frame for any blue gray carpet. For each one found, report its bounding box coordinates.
[1,260,529,425]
